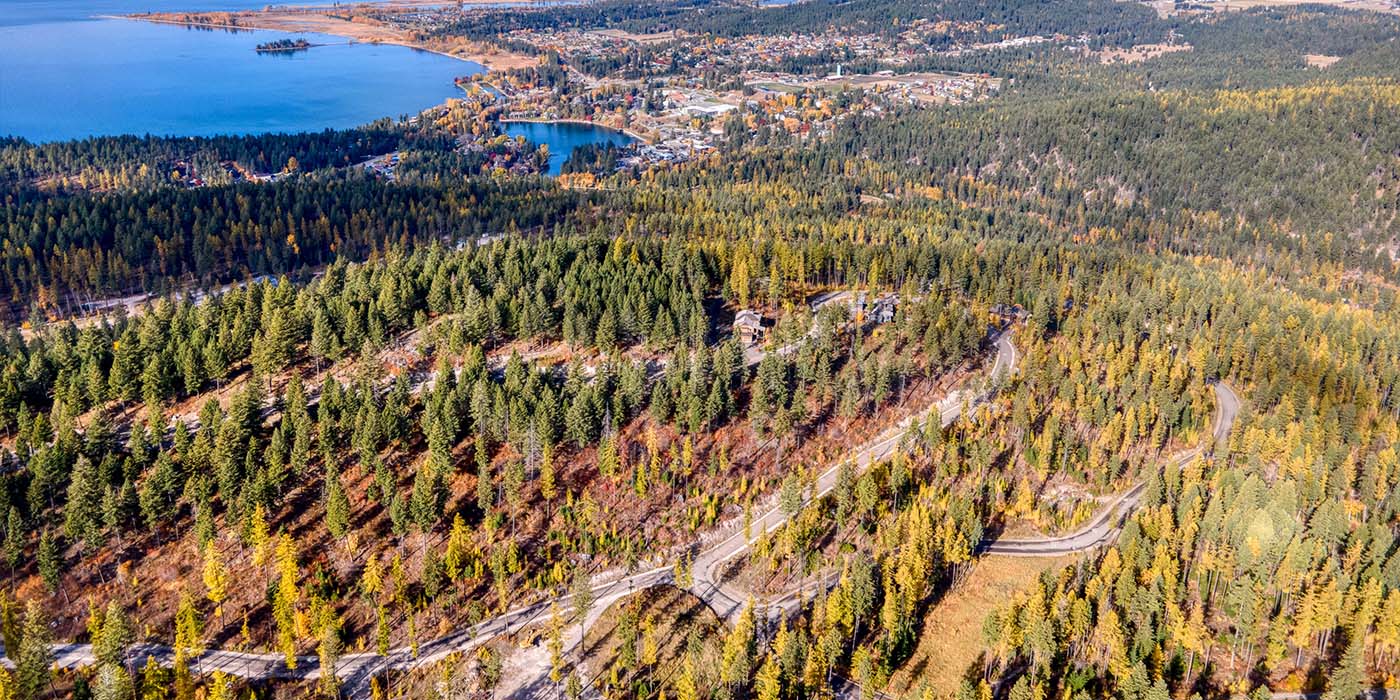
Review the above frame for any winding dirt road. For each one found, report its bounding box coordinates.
[980,380,1239,557]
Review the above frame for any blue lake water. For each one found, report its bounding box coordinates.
[1,1,481,142]
[502,121,636,175]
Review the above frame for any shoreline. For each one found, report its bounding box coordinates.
[110,13,533,71]
[499,117,649,143]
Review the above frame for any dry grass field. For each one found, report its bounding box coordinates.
[886,554,1078,697]
[1186,0,1399,14]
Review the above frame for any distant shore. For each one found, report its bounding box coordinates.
[117,6,539,71]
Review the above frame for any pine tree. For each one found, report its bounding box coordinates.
[16,600,53,700]
[110,331,142,403]
[572,567,594,652]
[317,608,342,698]
[325,464,351,540]
[94,601,131,668]
[91,602,133,700]
[203,333,230,390]
[476,442,494,514]
[780,471,804,519]
[309,308,339,371]
[595,309,618,351]
[63,455,100,550]
[92,664,133,700]
[1322,633,1365,700]
[2,509,22,572]
[37,530,61,592]
[565,391,597,447]
[252,308,293,379]
[410,462,445,533]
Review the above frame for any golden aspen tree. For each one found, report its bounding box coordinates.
[206,671,234,700]
[203,542,229,616]
[172,592,201,700]
[674,653,699,700]
[274,533,300,669]
[539,444,558,502]
[731,254,751,308]
[640,615,659,669]
[444,515,471,582]
[755,656,782,700]
[361,555,383,600]
[721,601,756,689]
[249,504,271,568]
[548,602,565,686]
[173,592,203,664]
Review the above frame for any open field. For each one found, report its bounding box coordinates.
[886,555,1078,697]
[1095,42,1193,63]
[1305,53,1342,67]
[1169,0,1400,14]
[587,28,688,45]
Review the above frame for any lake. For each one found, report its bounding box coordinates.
[502,120,636,175]
[0,1,481,142]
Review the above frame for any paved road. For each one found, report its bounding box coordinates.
[13,292,870,687]
[492,331,1018,697]
[741,290,853,367]
[692,333,1018,621]
[980,380,1239,557]
[12,334,1253,700]
[13,327,1017,698]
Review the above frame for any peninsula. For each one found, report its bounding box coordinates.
[129,2,540,70]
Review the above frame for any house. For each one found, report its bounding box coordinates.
[872,293,899,324]
[734,309,766,346]
[991,303,1029,321]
